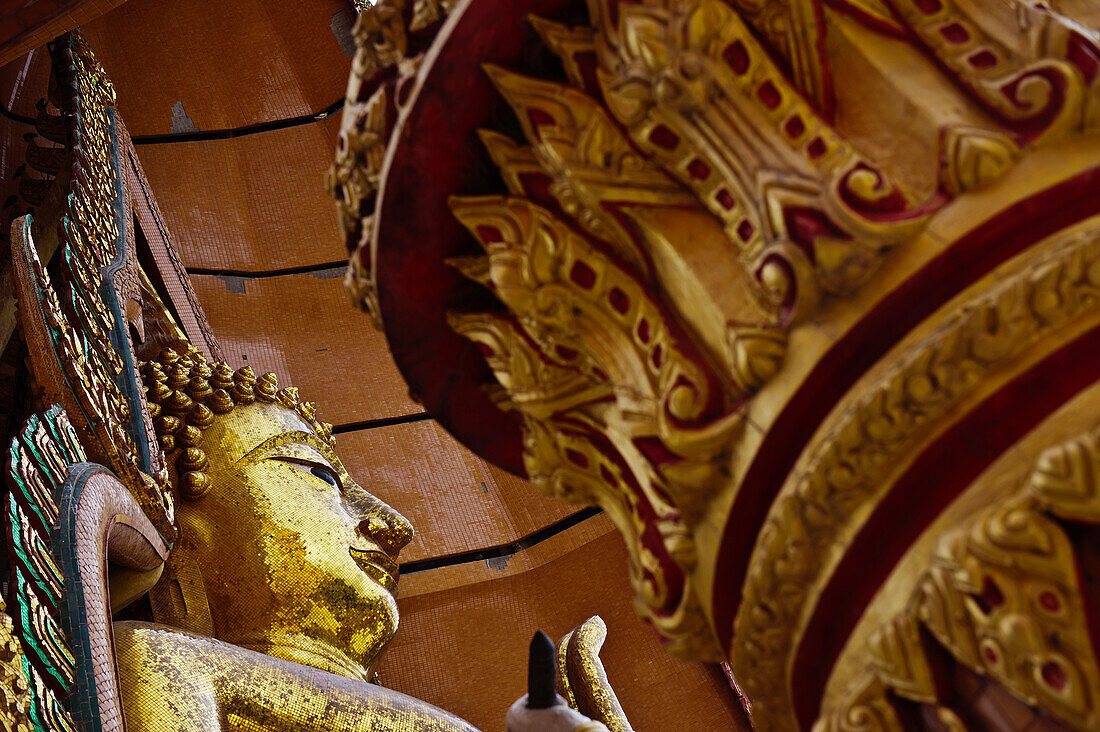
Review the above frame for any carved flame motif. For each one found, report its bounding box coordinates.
[444,0,936,662]
[448,197,738,658]
[887,0,1100,144]
[329,0,457,329]
[586,0,934,320]
[443,0,943,664]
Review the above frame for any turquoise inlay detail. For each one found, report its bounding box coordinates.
[7,496,62,610]
[7,445,53,537]
[9,572,69,693]
[21,655,46,732]
[42,405,85,465]
[97,105,152,477]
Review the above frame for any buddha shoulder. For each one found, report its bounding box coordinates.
[114,621,478,731]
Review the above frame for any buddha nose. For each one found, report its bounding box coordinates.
[358,513,413,556]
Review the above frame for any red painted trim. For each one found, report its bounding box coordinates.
[373,0,586,475]
[792,323,1100,729]
[712,162,1100,651]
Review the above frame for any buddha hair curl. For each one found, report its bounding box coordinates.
[139,346,334,501]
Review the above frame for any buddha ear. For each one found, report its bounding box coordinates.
[148,536,214,635]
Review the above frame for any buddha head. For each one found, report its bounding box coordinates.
[139,346,413,679]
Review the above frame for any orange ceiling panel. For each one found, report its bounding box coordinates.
[189,272,421,425]
[380,523,749,731]
[338,419,577,565]
[132,116,346,271]
[82,0,352,134]
[0,0,129,69]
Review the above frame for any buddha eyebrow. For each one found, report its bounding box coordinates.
[236,431,333,465]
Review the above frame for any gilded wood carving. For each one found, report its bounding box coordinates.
[334,0,1100,727]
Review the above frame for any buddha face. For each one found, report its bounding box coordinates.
[174,399,413,677]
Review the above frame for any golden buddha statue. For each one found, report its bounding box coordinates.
[97,346,628,731]
[3,336,626,730]
[0,31,628,732]
[105,346,475,730]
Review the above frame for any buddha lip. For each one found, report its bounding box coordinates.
[348,546,399,594]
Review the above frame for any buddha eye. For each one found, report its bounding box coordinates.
[269,454,343,491]
[310,465,340,489]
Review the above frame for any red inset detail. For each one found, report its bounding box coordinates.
[687,158,711,180]
[633,436,684,466]
[974,576,1005,614]
[756,80,781,110]
[599,464,616,484]
[570,260,597,289]
[1042,662,1068,691]
[517,172,556,208]
[783,206,849,259]
[649,124,680,150]
[591,367,608,382]
[527,107,555,131]
[555,345,579,360]
[1039,591,1062,613]
[940,23,969,44]
[609,287,630,314]
[1067,31,1100,84]
[722,41,750,75]
[913,0,942,12]
[637,319,651,344]
[967,50,997,69]
[807,137,827,159]
[737,220,755,242]
[651,344,664,368]
[784,116,806,139]
[716,189,736,210]
[983,646,998,665]
[476,225,503,243]
[476,343,495,358]
[564,448,590,469]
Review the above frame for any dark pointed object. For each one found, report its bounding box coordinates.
[527,630,558,709]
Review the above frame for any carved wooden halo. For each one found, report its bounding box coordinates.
[365,0,1100,725]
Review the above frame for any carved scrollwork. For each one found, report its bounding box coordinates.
[924,499,1100,727]
[822,422,1100,730]
[481,65,695,282]
[1026,428,1100,522]
[738,216,1100,728]
[885,0,1100,143]
[330,0,1100,706]
[13,34,176,541]
[585,0,932,321]
[813,676,905,732]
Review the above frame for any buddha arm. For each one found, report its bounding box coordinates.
[115,622,480,731]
